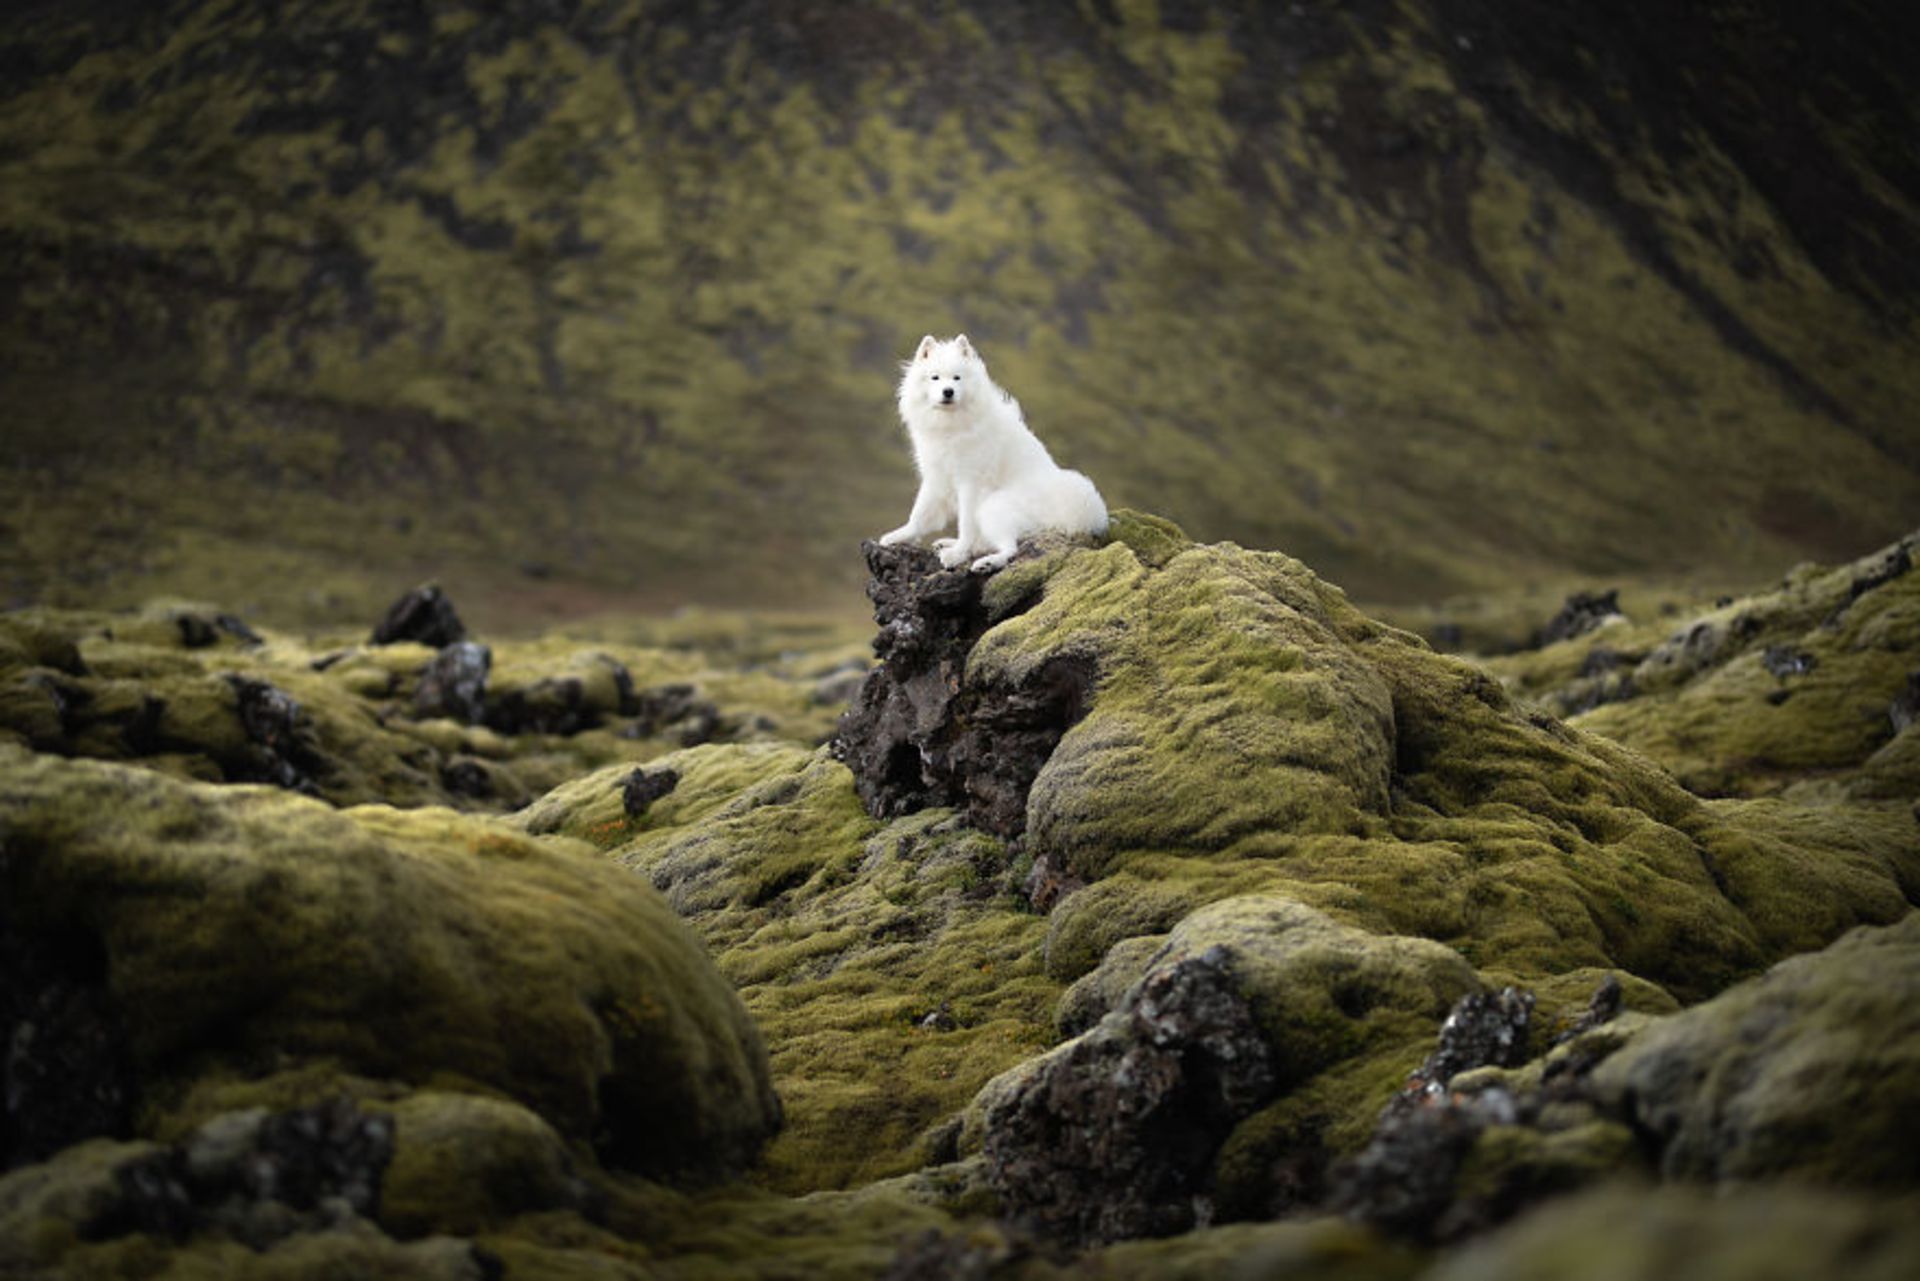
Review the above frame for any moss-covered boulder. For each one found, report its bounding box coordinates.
[841,531,1917,1002]
[970,896,1479,1245]
[1423,1184,1920,1281]
[0,745,780,1179]
[1488,531,1920,800]
[0,600,848,816]
[1590,912,1920,1185]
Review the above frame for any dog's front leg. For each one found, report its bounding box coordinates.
[938,484,980,568]
[879,479,954,546]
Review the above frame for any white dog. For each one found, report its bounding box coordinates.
[878,334,1108,572]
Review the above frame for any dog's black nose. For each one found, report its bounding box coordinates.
[941,387,955,401]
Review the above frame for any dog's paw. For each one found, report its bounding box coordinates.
[878,527,913,547]
[937,544,972,569]
[970,552,1013,573]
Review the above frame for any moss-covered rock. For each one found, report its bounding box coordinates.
[1489,531,1920,799]
[944,537,1917,1003]
[969,896,1479,1245]
[1423,1184,1920,1281]
[1590,912,1920,1185]
[379,1093,592,1239]
[0,745,779,1178]
[0,601,843,814]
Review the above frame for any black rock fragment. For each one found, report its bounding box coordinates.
[441,756,496,799]
[1328,983,1633,1244]
[226,675,327,794]
[1761,645,1817,678]
[626,683,726,745]
[175,611,263,649]
[1890,671,1920,734]
[0,906,136,1171]
[983,946,1273,1246]
[622,766,680,816]
[84,1097,395,1250]
[371,584,468,648]
[1532,590,1622,648]
[1556,974,1623,1045]
[1400,988,1535,1104]
[415,640,491,724]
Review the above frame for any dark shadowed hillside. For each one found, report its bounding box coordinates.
[3,0,1918,624]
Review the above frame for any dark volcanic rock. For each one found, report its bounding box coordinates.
[1329,984,1626,1244]
[174,610,262,649]
[0,907,136,1170]
[1555,974,1624,1045]
[415,640,491,724]
[1401,988,1536,1104]
[85,1098,395,1249]
[982,946,1273,1246]
[226,675,327,795]
[1532,590,1622,648]
[484,677,591,736]
[622,766,680,816]
[372,584,468,648]
[1760,645,1817,678]
[833,541,1091,839]
[628,682,724,745]
[485,656,635,737]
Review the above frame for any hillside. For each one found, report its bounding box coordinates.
[5,0,1920,624]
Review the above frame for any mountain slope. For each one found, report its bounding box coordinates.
[3,0,1918,621]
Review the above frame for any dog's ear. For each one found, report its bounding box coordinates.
[954,333,975,358]
[915,334,937,362]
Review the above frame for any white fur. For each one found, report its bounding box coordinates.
[878,334,1108,572]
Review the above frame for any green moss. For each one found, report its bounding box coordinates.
[1422,1184,1920,1281]
[1452,1121,1639,1210]
[582,753,1059,1193]
[1488,533,1920,799]
[1043,1216,1423,1281]
[960,537,1916,1005]
[379,1092,586,1239]
[4,4,1916,624]
[1591,913,1920,1185]
[0,745,779,1179]
[0,1139,163,1275]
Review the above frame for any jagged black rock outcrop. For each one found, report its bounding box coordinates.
[1328,984,1617,1244]
[0,906,135,1170]
[86,1098,395,1249]
[1532,590,1622,648]
[833,541,1092,839]
[414,640,490,724]
[371,584,467,648]
[982,946,1273,1246]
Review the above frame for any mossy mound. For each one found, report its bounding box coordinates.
[1423,1184,1920,1281]
[1487,531,1920,799]
[0,598,847,812]
[1591,912,1920,1185]
[967,897,1481,1245]
[904,536,1917,1002]
[0,745,780,1178]
[526,745,1063,1194]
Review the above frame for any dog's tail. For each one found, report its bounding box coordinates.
[1055,469,1109,537]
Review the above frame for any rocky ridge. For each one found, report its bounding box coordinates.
[3,518,1918,1277]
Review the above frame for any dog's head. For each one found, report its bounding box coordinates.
[899,333,984,416]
